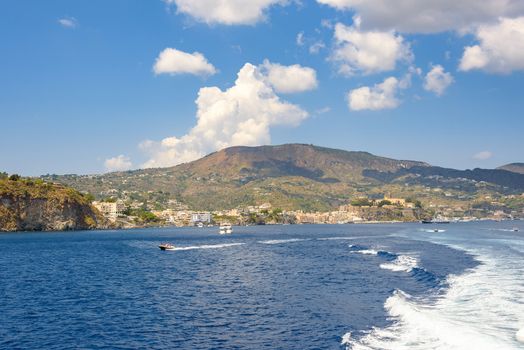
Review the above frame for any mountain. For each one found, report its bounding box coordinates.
[498,163,524,175]
[0,177,108,232]
[41,144,524,211]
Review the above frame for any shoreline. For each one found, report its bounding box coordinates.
[1,218,520,234]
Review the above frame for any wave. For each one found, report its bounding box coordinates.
[379,255,419,272]
[342,288,518,350]
[317,236,361,241]
[422,229,446,233]
[343,252,524,349]
[258,238,308,245]
[348,245,378,255]
[349,245,397,259]
[171,243,245,251]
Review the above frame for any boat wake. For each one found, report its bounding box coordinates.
[317,236,362,241]
[258,238,309,245]
[349,245,397,259]
[170,243,245,251]
[342,245,524,349]
[379,255,419,272]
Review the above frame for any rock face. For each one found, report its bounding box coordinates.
[0,178,108,232]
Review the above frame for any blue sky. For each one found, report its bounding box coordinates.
[1,0,523,175]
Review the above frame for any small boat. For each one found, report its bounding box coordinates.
[159,243,176,251]
[197,222,204,228]
[513,227,520,232]
[219,223,233,235]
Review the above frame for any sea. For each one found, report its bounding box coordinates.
[0,221,523,349]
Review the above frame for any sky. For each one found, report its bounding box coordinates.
[1,0,523,176]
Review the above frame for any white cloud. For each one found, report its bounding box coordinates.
[296,32,305,46]
[141,63,308,168]
[459,17,524,73]
[348,76,402,111]
[424,65,454,96]
[104,155,133,172]
[58,17,77,28]
[315,106,331,114]
[153,48,217,76]
[309,41,325,54]
[259,60,318,93]
[331,20,412,75]
[473,151,493,160]
[316,0,524,33]
[165,0,285,25]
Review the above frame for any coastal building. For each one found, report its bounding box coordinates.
[191,212,212,224]
[154,209,192,226]
[92,200,125,221]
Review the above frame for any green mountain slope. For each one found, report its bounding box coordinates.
[41,144,524,211]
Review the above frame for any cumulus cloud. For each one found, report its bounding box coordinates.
[153,48,217,76]
[164,0,285,25]
[259,60,318,93]
[348,76,401,111]
[58,17,77,28]
[459,17,524,73]
[331,19,412,75]
[316,0,524,33]
[473,151,493,160]
[105,155,133,172]
[141,63,308,168]
[424,65,454,96]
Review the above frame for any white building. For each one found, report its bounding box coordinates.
[191,212,212,224]
[92,200,126,221]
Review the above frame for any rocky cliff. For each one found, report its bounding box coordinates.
[0,178,108,232]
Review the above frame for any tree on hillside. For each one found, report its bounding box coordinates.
[9,174,21,181]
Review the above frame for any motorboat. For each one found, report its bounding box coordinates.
[159,243,176,251]
[219,223,233,235]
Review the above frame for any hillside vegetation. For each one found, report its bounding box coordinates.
[0,175,107,231]
[41,144,524,212]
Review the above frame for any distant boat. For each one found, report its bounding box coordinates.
[422,219,450,224]
[513,227,520,232]
[159,243,176,251]
[219,223,233,235]
[197,222,204,228]
[422,215,450,224]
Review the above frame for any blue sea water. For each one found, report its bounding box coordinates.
[1,222,523,349]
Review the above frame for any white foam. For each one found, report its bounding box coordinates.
[379,255,418,272]
[171,243,245,251]
[341,332,352,346]
[258,238,308,245]
[317,236,360,241]
[350,248,379,255]
[517,328,524,343]
[343,240,524,349]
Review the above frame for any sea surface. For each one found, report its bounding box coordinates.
[1,221,523,349]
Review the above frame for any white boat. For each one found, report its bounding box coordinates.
[513,227,520,232]
[219,223,233,235]
[197,222,204,228]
